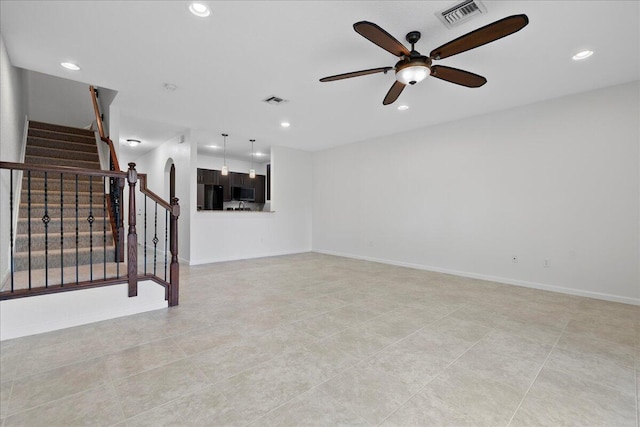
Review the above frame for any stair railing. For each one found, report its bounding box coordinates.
[90,85,124,261]
[0,161,180,306]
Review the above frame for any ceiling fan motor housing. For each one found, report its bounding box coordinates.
[395,56,432,85]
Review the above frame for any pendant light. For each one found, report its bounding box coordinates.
[249,139,256,179]
[221,133,229,176]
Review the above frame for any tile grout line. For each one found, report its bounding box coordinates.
[2,380,15,426]
[375,324,492,426]
[105,368,127,425]
[505,320,569,427]
[245,307,462,426]
[3,382,108,422]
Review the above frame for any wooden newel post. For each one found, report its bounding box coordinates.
[127,163,138,297]
[169,197,180,306]
[116,178,125,262]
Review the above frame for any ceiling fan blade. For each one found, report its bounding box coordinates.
[319,67,393,82]
[430,14,529,60]
[383,81,406,105]
[430,65,487,88]
[354,21,411,57]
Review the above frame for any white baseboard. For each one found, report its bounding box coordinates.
[0,280,168,341]
[313,249,640,306]
[188,249,311,266]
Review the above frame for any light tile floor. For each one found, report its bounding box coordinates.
[0,252,638,426]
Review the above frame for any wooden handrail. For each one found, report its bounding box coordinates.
[90,85,121,172]
[89,85,105,139]
[138,173,172,211]
[100,136,121,172]
[0,161,127,179]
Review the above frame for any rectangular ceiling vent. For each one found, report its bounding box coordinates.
[436,0,486,29]
[262,95,289,106]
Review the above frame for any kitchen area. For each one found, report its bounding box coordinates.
[196,166,271,212]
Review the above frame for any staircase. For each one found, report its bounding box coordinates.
[13,121,116,274]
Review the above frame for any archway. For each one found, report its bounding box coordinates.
[164,158,174,201]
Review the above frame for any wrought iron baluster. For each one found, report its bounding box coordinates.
[75,175,79,284]
[43,171,49,287]
[60,173,64,286]
[144,195,147,275]
[9,170,14,292]
[153,202,158,276]
[88,175,94,281]
[114,178,121,278]
[164,209,168,281]
[103,177,107,280]
[27,170,31,290]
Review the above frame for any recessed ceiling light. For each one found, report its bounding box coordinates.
[255,152,264,157]
[189,2,211,17]
[126,139,141,147]
[281,122,290,128]
[207,144,218,149]
[60,62,80,71]
[572,50,594,61]
[397,105,409,111]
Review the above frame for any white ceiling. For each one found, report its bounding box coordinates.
[1,1,639,162]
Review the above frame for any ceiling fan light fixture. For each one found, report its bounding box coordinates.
[395,61,431,85]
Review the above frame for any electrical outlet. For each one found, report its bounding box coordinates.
[543,259,550,268]
[512,256,518,264]
[367,240,374,247]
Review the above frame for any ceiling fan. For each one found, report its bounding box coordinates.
[319,14,529,105]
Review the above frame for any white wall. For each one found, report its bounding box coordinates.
[25,70,95,128]
[313,81,640,304]
[189,146,312,264]
[197,153,268,177]
[0,33,28,285]
[0,280,167,340]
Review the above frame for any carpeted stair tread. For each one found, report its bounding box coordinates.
[17,206,110,222]
[28,129,96,145]
[21,190,107,204]
[22,173,110,183]
[25,155,101,170]
[18,216,114,234]
[26,145,99,162]
[13,246,117,270]
[15,230,115,252]
[27,136,98,152]
[28,121,95,137]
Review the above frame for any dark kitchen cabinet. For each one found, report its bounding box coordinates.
[197,168,218,184]
[253,174,266,203]
[229,172,252,188]
[230,172,265,203]
[197,168,266,204]
[219,172,231,201]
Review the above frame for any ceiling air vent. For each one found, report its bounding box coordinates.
[436,0,487,29]
[262,95,289,106]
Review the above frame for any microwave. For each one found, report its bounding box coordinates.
[231,186,255,201]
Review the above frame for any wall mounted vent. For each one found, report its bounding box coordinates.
[436,0,486,29]
[262,95,289,106]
